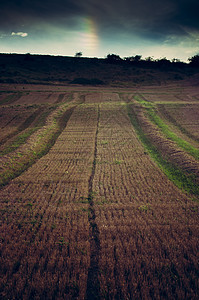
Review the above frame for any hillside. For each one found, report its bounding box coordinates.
[0,53,199,87]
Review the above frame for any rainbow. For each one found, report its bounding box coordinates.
[79,17,99,55]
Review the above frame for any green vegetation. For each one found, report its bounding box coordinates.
[158,104,199,143]
[114,159,123,165]
[138,204,151,212]
[134,95,199,160]
[127,103,199,198]
[0,128,35,155]
[0,105,75,187]
[101,140,108,145]
[0,108,55,155]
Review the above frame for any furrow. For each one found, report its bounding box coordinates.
[86,104,101,300]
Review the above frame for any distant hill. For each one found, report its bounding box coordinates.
[0,53,198,87]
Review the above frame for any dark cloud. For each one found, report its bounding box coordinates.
[0,0,199,41]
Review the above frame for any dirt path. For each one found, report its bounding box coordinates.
[86,104,101,300]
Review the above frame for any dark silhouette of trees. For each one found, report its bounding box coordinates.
[104,53,199,68]
[188,55,199,67]
[156,57,171,66]
[104,53,193,69]
[124,55,142,63]
[106,54,122,63]
[24,53,34,61]
[75,52,83,58]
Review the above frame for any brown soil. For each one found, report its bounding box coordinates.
[0,87,198,299]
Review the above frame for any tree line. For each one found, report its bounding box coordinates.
[105,53,199,67]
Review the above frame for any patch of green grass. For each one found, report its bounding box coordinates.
[101,140,108,145]
[138,204,150,212]
[148,109,199,160]
[134,95,199,160]
[114,159,123,165]
[0,129,36,155]
[127,103,199,198]
[0,108,55,156]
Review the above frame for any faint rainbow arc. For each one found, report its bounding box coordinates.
[79,18,99,55]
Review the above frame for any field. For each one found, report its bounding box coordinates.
[0,82,199,299]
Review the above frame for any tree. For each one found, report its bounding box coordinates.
[75,52,83,58]
[188,54,199,67]
[106,54,122,63]
[24,53,34,61]
[156,57,171,67]
[124,55,142,62]
[145,56,154,62]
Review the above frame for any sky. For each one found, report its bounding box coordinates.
[0,0,199,61]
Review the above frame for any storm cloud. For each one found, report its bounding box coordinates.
[1,0,199,35]
[0,0,199,60]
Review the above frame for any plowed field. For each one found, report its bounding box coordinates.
[0,84,198,299]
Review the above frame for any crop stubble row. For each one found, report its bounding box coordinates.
[0,100,99,298]
[0,92,80,186]
[91,96,198,298]
[142,88,199,142]
[0,91,198,299]
[0,91,71,147]
[158,103,199,142]
[130,96,199,187]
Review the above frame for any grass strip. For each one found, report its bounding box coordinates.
[127,103,199,198]
[0,106,75,188]
[0,128,36,155]
[0,108,55,155]
[134,95,199,160]
[157,104,199,143]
